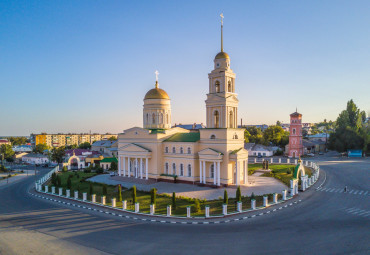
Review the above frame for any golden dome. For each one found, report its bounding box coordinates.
[215,51,230,59]
[144,82,170,100]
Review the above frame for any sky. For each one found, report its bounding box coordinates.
[0,0,369,136]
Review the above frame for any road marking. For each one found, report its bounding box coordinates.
[353,190,358,195]
[349,190,354,194]
[363,191,368,195]
[358,191,363,195]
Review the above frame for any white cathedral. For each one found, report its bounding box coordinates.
[117,17,249,186]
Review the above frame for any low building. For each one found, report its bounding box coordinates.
[85,154,104,167]
[245,143,274,157]
[13,145,33,153]
[22,153,49,165]
[307,133,329,142]
[100,157,118,170]
[63,149,100,170]
[0,139,11,146]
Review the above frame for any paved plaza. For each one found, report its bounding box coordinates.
[87,173,287,199]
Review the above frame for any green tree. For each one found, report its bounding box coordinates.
[78,142,91,149]
[89,183,93,195]
[245,126,265,144]
[236,186,241,202]
[251,192,255,200]
[223,189,228,204]
[108,136,117,141]
[110,160,118,171]
[62,166,68,172]
[33,144,49,154]
[9,137,28,146]
[263,125,285,145]
[102,184,107,196]
[0,144,15,160]
[57,175,62,187]
[150,188,157,205]
[117,184,122,202]
[51,172,57,186]
[172,192,176,210]
[50,146,66,163]
[132,185,137,204]
[65,144,78,150]
[67,176,72,190]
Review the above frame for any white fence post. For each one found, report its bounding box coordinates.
[92,194,96,203]
[187,206,191,218]
[83,192,87,201]
[263,196,268,207]
[123,200,127,210]
[111,198,116,207]
[51,186,55,194]
[205,206,210,217]
[101,196,106,205]
[45,185,48,193]
[150,204,155,215]
[74,191,78,199]
[166,205,171,216]
[237,201,242,212]
[222,204,228,215]
[59,188,63,196]
[66,189,70,198]
[251,199,256,210]
[273,193,278,204]
[282,190,287,200]
[135,203,140,213]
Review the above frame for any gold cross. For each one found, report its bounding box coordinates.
[155,70,159,82]
[220,13,224,25]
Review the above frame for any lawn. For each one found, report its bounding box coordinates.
[46,171,283,217]
[249,163,312,187]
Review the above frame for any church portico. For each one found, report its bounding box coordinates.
[118,143,151,180]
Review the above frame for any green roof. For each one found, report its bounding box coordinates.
[230,148,243,154]
[100,157,118,163]
[164,132,200,142]
[149,129,166,134]
[293,164,300,178]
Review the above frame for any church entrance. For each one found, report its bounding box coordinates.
[292,152,296,158]
[71,158,79,170]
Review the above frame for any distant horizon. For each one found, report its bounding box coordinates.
[1,1,369,136]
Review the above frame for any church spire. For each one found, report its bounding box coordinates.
[220,13,224,52]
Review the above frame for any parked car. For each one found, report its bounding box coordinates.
[307,153,314,157]
[318,152,324,155]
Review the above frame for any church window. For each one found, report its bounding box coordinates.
[172,163,176,175]
[188,164,192,177]
[187,147,191,154]
[180,147,184,154]
[172,147,176,153]
[165,162,169,174]
[229,111,233,128]
[228,81,232,92]
[180,164,184,176]
[210,164,215,178]
[160,113,163,124]
[233,134,238,139]
[210,135,216,139]
[165,147,169,153]
[214,111,220,128]
[146,113,149,124]
[152,113,156,124]
[215,81,220,93]
[293,128,296,135]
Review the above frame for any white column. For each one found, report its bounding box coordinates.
[251,199,256,210]
[213,162,216,185]
[123,157,126,177]
[127,157,130,177]
[140,158,143,179]
[145,158,148,180]
[222,204,227,215]
[135,158,138,178]
[203,161,206,184]
[282,190,287,200]
[243,160,247,185]
[199,160,203,183]
[187,206,191,218]
[263,196,268,207]
[92,194,96,202]
[118,157,121,176]
[236,161,240,185]
[217,161,221,186]
[205,206,210,217]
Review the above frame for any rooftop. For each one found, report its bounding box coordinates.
[100,157,118,163]
[164,132,201,143]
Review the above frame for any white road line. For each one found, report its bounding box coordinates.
[357,211,368,216]
[335,188,342,192]
[321,188,327,191]
[339,190,344,193]
[347,208,358,213]
[363,191,368,196]
[349,190,354,194]
[317,187,322,191]
[351,210,364,215]
[358,191,363,195]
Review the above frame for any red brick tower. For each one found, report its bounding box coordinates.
[288,110,303,158]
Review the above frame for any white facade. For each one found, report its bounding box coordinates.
[22,154,49,164]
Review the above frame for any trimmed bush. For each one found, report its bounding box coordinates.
[286,169,291,174]
[117,184,122,202]
[67,177,72,190]
[102,184,107,196]
[150,188,156,205]
[223,189,228,204]
[62,166,68,172]
[132,185,137,204]
[89,182,93,195]
[172,192,176,210]
[236,186,241,202]
[250,192,255,200]
[193,199,200,213]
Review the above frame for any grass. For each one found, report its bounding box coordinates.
[45,171,284,217]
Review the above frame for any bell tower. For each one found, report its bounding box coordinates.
[206,14,239,129]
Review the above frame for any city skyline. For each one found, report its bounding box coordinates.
[1,1,369,136]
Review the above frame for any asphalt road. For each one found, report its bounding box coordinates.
[0,157,369,255]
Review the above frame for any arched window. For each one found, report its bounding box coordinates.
[152,113,156,124]
[160,113,163,124]
[228,80,232,92]
[210,164,215,178]
[146,113,149,124]
[180,147,184,154]
[188,164,192,177]
[165,147,169,153]
[210,134,216,139]
[214,111,219,128]
[180,164,184,176]
[233,134,238,139]
[293,128,296,135]
[172,147,176,153]
[187,147,191,154]
[166,113,169,124]
[215,80,220,93]
[229,111,233,128]
[172,163,176,175]
[165,162,169,174]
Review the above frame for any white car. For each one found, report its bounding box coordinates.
[307,153,314,157]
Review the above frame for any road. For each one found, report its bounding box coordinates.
[0,157,369,255]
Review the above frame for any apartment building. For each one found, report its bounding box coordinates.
[30,133,117,148]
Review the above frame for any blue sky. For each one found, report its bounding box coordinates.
[1,0,369,136]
